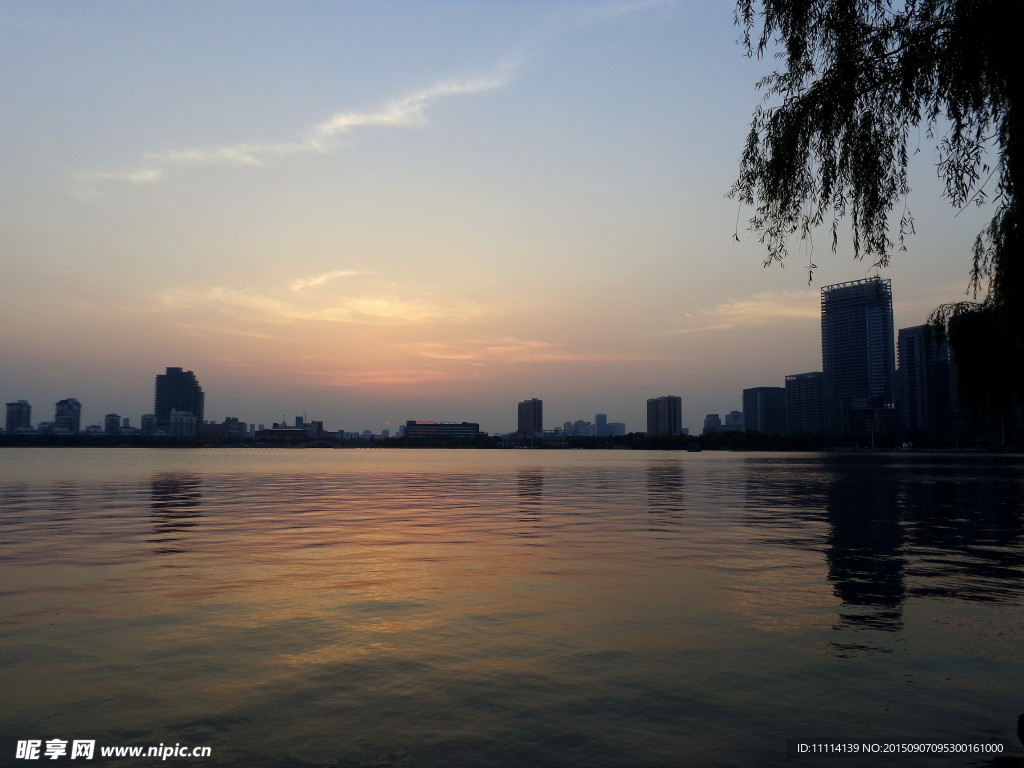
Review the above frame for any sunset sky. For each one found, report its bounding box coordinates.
[1,1,993,434]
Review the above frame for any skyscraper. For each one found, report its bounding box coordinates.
[784,372,825,434]
[5,400,31,434]
[517,398,543,435]
[54,398,82,434]
[646,395,682,436]
[897,325,956,434]
[154,367,204,430]
[821,278,896,435]
[742,387,786,434]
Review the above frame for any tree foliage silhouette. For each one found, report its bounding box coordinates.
[730,0,1022,420]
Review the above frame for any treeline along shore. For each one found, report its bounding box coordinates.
[0,432,1016,452]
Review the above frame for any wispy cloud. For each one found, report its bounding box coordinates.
[289,270,373,292]
[396,338,658,365]
[675,291,820,334]
[399,338,557,363]
[159,284,483,326]
[76,59,520,194]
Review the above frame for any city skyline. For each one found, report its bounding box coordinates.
[1,2,991,435]
[0,273,957,437]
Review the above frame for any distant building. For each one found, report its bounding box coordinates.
[785,372,825,434]
[703,413,722,434]
[201,416,249,441]
[897,325,957,434]
[821,278,896,435]
[5,400,32,434]
[54,398,82,434]
[563,419,595,436]
[169,409,197,438]
[724,411,744,429]
[140,413,157,435]
[517,398,543,435]
[594,413,608,437]
[647,396,683,436]
[404,421,482,438]
[104,413,121,436]
[155,367,204,432]
[255,426,308,441]
[743,387,786,434]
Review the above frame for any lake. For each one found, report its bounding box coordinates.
[1,448,1022,767]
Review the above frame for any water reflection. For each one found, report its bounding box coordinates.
[516,468,544,507]
[824,461,906,636]
[149,473,202,554]
[645,461,685,518]
[739,454,1024,656]
[1,450,1021,767]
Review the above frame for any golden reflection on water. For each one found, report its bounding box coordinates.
[1,449,1023,767]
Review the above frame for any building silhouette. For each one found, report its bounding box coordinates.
[647,396,682,436]
[785,372,825,434]
[724,410,744,430]
[154,367,204,431]
[821,278,896,435]
[897,325,956,434]
[517,398,543,435]
[54,398,82,434]
[5,400,31,434]
[703,413,722,434]
[404,421,482,438]
[104,413,121,436]
[742,387,786,434]
[169,409,197,438]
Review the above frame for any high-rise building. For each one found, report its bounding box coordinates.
[897,325,957,434]
[821,278,896,435]
[517,398,543,435]
[647,396,682,436]
[703,413,723,434]
[5,400,31,434]
[154,367,204,430]
[742,387,786,434]
[54,398,82,434]
[104,413,121,436]
[784,372,825,434]
[594,413,608,437]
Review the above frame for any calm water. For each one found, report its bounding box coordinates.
[1,448,1022,767]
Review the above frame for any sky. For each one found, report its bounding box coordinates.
[0,0,995,435]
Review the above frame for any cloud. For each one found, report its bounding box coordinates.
[77,59,520,192]
[159,285,483,326]
[289,270,373,291]
[675,291,820,334]
[396,338,658,365]
[399,338,557,362]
